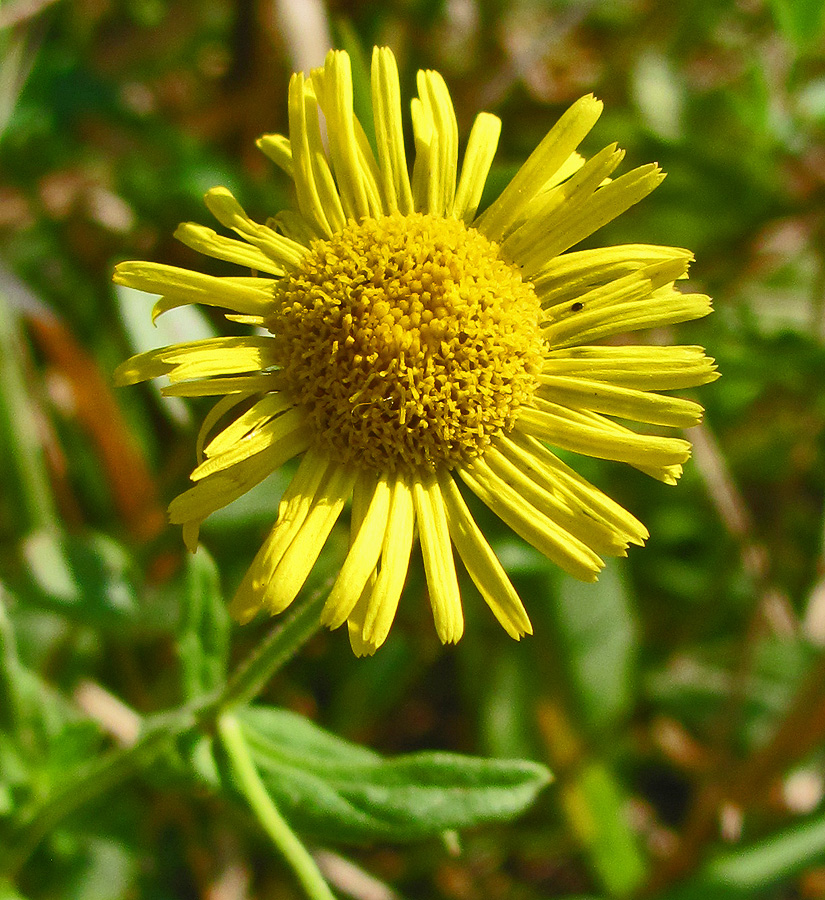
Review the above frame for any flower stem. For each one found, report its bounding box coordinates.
[3,584,329,879]
[3,704,200,877]
[216,583,328,711]
[217,713,336,900]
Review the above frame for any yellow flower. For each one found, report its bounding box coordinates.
[115,47,717,655]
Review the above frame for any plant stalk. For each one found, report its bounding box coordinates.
[4,584,328,878]
[218,713,337,900]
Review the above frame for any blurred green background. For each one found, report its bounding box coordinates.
[2,0,825,897]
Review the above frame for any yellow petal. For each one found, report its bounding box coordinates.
[371,46,414,215]
[314,50,380,221]
[542,285,713,349]
[161,373,280,397]
[174,222,285,275]
[168,441,289,528]
[412,475,464,644]
[191,411,307,482]
[542,345,719,391]
[268,209,315,245]
[460,457,604,582]
[534,243,692,303]
[346,586,380,657]
[113,336,278,386]
[322,471,392,629]
[483,443,632,557]
[195,393,253,463]
[288,72,345,238]
[202,393,294,459]
[453,112,501,223]
[113,261,277,321]
[415,69,458,216]
[410,94,437,214]
[537,375,704,428]
[344,465,382,654]
[229,449,330,623]
[256,133,294,176]
[516,164,666,275]
[361,473,415,648]
[259,463,356,615]
[204,186,306,268]
[477,94,603,241]
[539,150,586,192]
[501,143,625,266]
[438,471,532,639]
[519,399,692,479]
[502,431,649,546]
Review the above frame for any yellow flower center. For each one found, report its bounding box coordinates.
[269,212,543,472]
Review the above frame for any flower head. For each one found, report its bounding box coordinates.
[115,47,717,655]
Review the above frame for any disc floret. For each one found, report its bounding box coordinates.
[269,212,544,472]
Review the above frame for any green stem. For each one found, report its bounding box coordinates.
[217,714,336,900]
[216,585,328,711]
[4,584,328,878]
[4,704,201,876]
[0,283,59,533]
[0,595,27,736]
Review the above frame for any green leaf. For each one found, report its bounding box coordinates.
[479,647,538,760]
[0,595,25,735]
[58,837,137,900]
[648,634,816,750]
[177,546,230,700]
[0,651,103,820]
[667,812,825,900]
[705,814,825,889]
[20,530,140,628]
[231,706,551,843]
[551,564,639,734]
[564,761,648,896]
[769,0,825,49]
[0,877,29,900]
[0,733,29,816]
[0,283,58,533]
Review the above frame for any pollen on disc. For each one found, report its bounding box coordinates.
[268,212,544,473]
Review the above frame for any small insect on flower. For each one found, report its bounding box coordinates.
[114,47,718,655]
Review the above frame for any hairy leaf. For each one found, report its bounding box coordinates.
[232,706,551,843]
